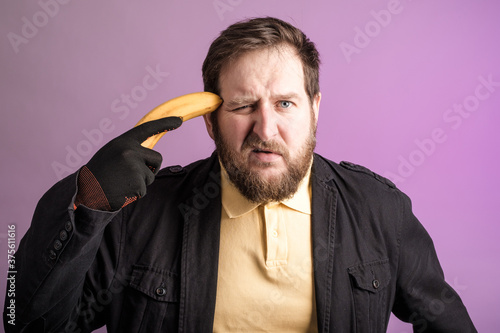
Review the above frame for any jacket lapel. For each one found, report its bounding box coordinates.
[178,156,222,332]
[311,154,338,332]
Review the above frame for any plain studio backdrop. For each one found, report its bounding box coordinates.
[1,0,499,332]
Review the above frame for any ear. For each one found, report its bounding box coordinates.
[203,113,215,140]
[312,92,321,124]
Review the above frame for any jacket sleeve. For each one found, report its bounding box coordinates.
[3,172,121,332]
[391,191,476,332]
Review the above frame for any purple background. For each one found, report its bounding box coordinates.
[1,0,499,331]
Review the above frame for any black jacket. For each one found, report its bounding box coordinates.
[4,153,476,332]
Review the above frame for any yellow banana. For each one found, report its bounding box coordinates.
[134,92,222,149]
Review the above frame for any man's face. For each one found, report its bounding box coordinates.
[204,45,321,203]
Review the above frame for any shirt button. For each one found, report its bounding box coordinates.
[155,287,167,296]
[65,221,73,232]
[372,279,380,289]
[59,230,68,241]
[53,240,63,251]
[271,230,278,238]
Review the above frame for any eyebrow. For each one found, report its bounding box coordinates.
[274,93,300,101]
[224,93,300,109]
[224,97,257,109]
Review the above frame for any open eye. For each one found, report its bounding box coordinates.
[279,101,292,108]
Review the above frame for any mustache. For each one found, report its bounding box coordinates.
[242,134,288,156]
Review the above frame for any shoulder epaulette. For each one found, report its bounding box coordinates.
[340,161,396,188]
[156,165,186,177]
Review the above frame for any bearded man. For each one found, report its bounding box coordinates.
[4,17,475,332]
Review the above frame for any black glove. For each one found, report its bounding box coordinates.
[84,117,182,210]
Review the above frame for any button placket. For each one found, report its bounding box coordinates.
[48,222,73,261]
[264,204,288,267]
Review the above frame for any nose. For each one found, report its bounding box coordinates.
[252,103,278,141]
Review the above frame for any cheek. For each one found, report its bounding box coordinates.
[219,116,252,149]
[279,115,311,148]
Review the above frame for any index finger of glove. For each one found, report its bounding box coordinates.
[126,117,183,142]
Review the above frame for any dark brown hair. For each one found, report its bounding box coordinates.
[202,17,320,103]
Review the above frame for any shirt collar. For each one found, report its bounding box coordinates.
[220,160,312,218]
[281,165,312,215]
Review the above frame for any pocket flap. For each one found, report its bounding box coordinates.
[129,265,179,302]
[348,259,391,293]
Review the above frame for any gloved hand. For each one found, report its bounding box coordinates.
[81,117,183,211]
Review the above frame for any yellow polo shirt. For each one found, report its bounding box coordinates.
[213,162,317,332]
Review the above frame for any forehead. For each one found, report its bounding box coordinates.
[218,45,305,96]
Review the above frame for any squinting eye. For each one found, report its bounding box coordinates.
[279,101,292,108]
[232,105,249,111]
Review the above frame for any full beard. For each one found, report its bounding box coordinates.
[212,113,317,204]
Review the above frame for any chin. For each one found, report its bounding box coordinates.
[251,165,287,180]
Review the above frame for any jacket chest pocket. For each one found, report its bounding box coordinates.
[348,259,391,333]
[118,265,180,332]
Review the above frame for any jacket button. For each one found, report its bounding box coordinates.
[372,279,380,289]
[59,230,68,241]
[53,240,63,250]
[48,250,57,260]
[155,287,167,296]
[168,166,183,173]
[65,221,73,232]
